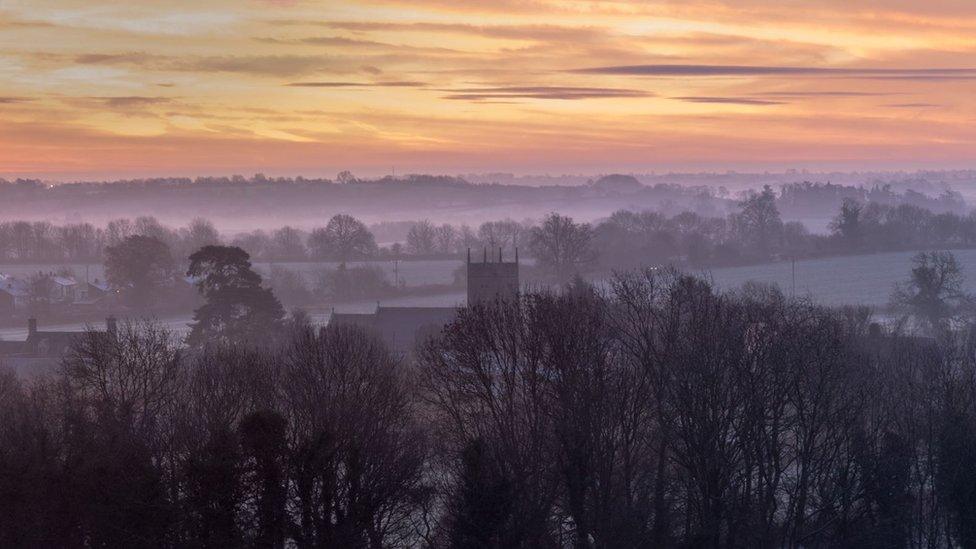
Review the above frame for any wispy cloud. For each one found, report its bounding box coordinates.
[274,20,607,42]
[441,86,653,101]
[5,0,976,177]
[72,52,349,77]
[574,64,976,79]
[885,102,942,108]
[286,81,427,88]
[97,96,172,108]
[674,96,785,105]
[752,91,899,98]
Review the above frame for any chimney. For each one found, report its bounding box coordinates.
[106,316,118,336]
[27,318,37,338]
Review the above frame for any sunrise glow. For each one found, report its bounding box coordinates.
[2,0,975,178]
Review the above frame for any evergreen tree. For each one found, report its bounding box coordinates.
[186,246,285,347]
[449,438,514,549]
[104,234,176,308]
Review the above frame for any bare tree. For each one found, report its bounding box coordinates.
[280,324,429,548]
[407,220,437,256]
[891,250,973,333]
[308,214,378,263]
[733,185,783,257]
[528,213,594,283]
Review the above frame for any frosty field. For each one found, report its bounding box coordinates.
[3,250,974,341]
[707,249,976,307]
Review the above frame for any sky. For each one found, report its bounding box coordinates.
[1,0,976,180]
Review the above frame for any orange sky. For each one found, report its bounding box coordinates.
[1,0,975,179]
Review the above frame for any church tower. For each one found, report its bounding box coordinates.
[466,247,519,305]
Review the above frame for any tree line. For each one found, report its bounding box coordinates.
[523,189,976,283]
[0,215,523,265]
[7,192,976,287]
[5,268,976,547]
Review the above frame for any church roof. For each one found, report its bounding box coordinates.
[0,340,27,356]
[331,306,459,354]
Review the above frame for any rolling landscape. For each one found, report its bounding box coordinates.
[4,1,976,548]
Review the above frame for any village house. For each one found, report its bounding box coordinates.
[75,278,114,305]
[52,275,78,302]
[0,317,117,377]
[0,274,29,316]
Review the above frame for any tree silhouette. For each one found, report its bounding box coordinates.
[308,214,377,263]
[104,235,176,308]
[240,409,288,549]
[891,250,973,333]
[407,220,437,255]
[830,198,864,250]
[528,213,594,282]
[734,185,783,257]
[186,245,285,347]
[448,438,514,549]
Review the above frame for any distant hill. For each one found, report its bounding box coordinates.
[0,171,970,232]
[0,175,730,231]
[590,174,644,194]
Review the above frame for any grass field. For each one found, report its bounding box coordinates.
[0,259,465,287]
[4,250,973,340]
[708,249,976,307]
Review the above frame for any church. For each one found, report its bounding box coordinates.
[329,248,518,354]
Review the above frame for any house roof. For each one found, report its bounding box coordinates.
[0,340,27,356]
[331,306,459,353]
[0,274,29,297]
[329,312,377,329]
[53,276,77,287]
[27,331,84,357]
[85,279,112,292]
[0,356,59,378]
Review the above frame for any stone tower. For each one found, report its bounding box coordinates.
[467,247,519,305]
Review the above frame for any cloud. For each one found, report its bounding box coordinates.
[286,81,427,88]
[0,97,30,104]
[849,75,976,81]
[885,102,941,108]
[72,52,348,77]
[752,91,898,98]
[0,18,56,29]
[674,96,785,106]
[74,52,161,65]
[274,20,605,42]
[97,96,172,108]
[440,86,653,101]
[256,35,464,55]
[574,64,976,79]
[187,55,338,77]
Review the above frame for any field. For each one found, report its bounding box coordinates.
[708,249,976,307]
[0,259,464,287]
[3,250,973,341]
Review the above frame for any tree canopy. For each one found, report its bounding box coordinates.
[891,250,973,333]
[104,234,176,308]
[307,214,377,263]
[528,213,594,282]
[186,245,285,346]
